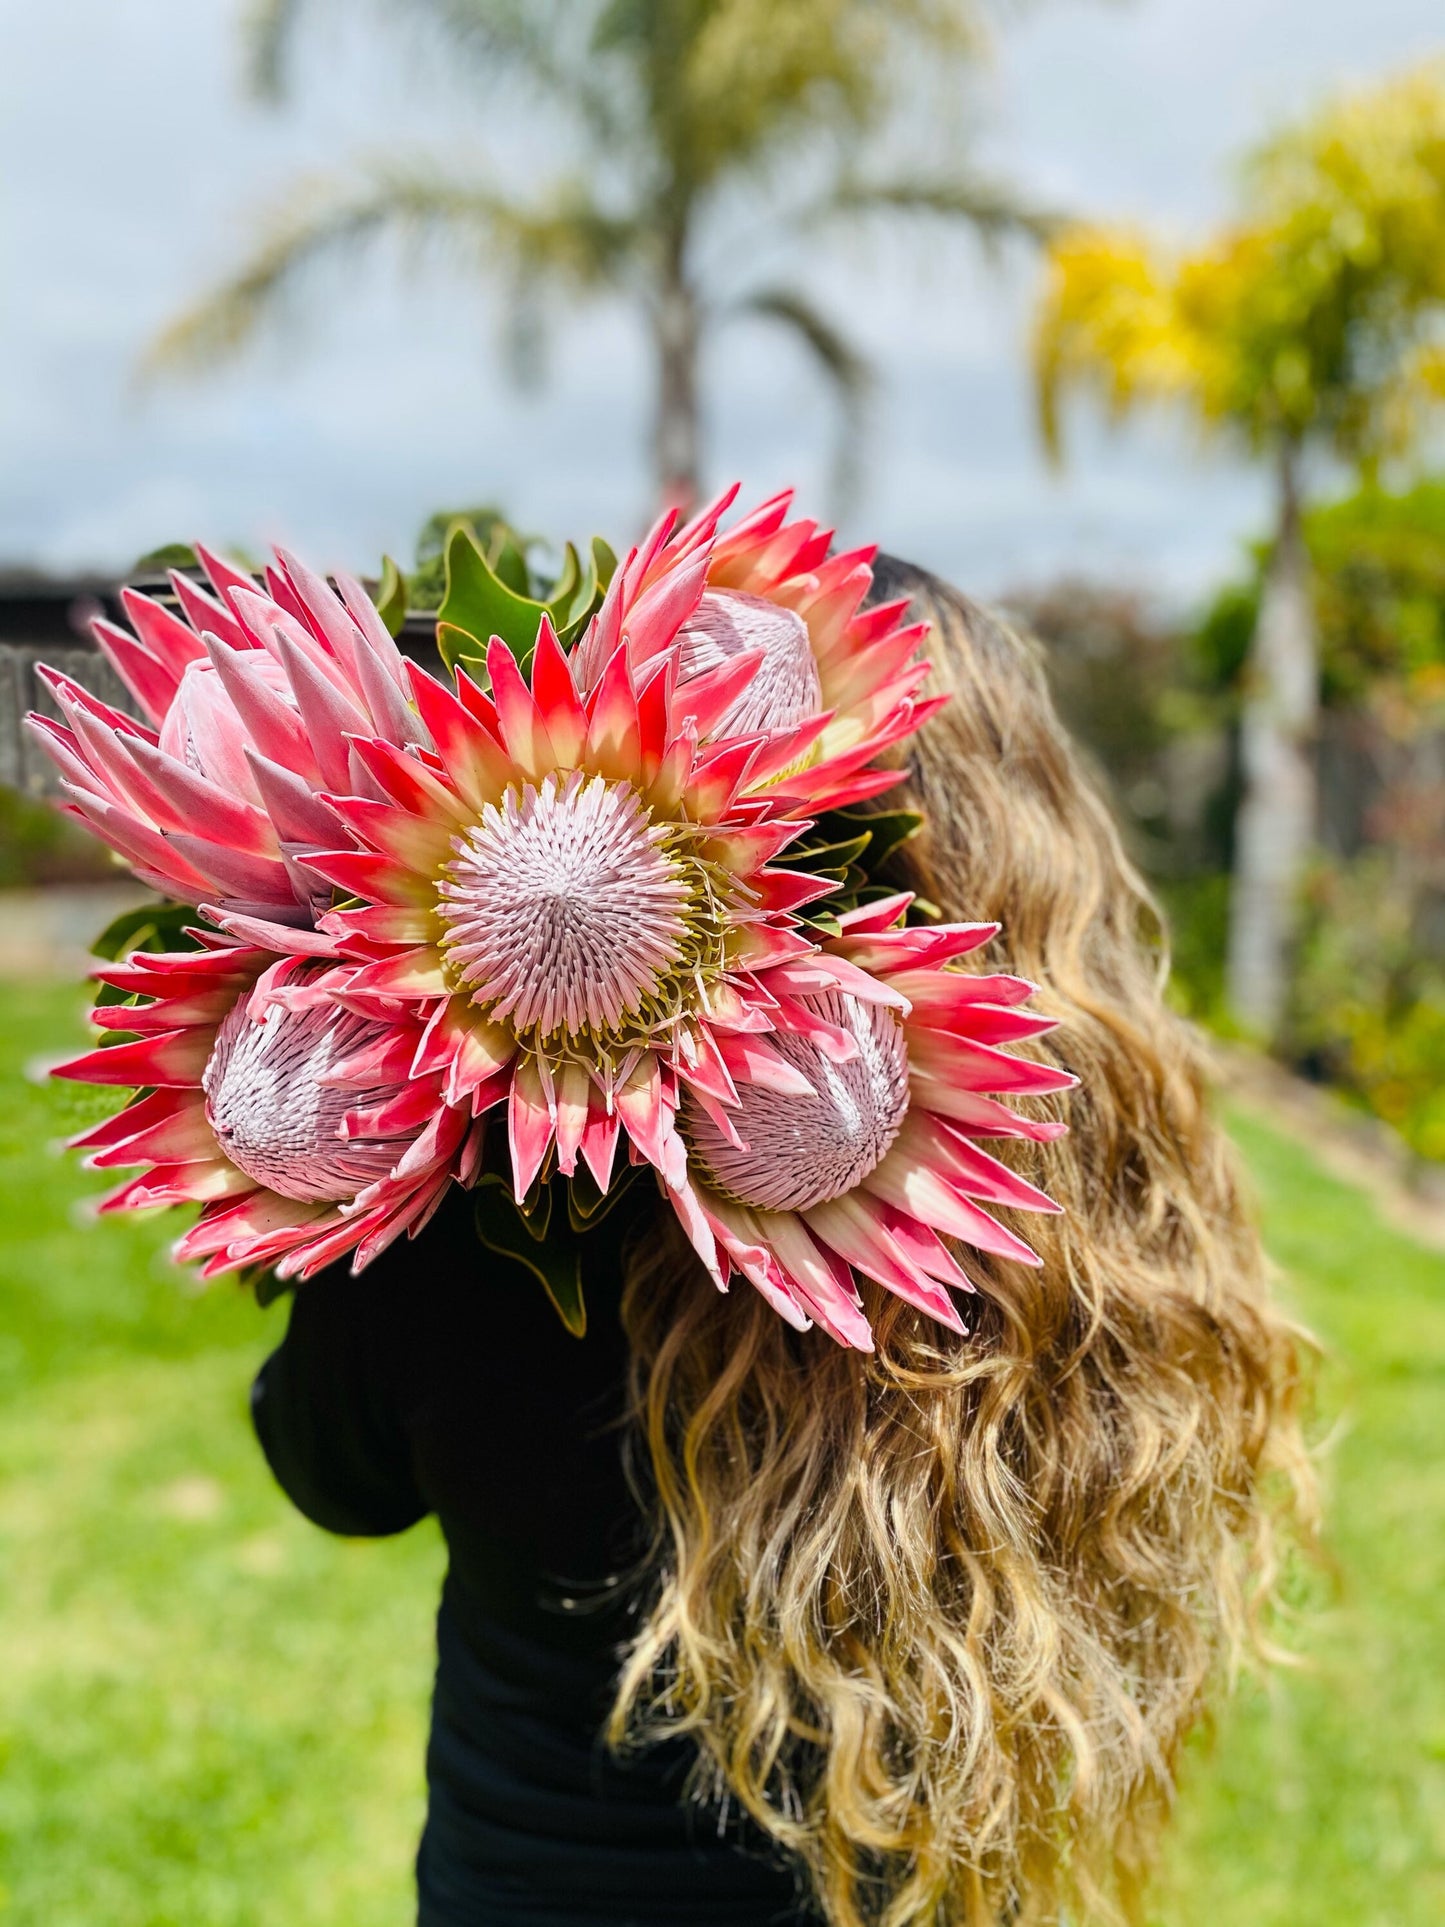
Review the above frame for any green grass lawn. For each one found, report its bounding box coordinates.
[0,980,1441,1924]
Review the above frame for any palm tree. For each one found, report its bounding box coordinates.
[1033,65,1445,1038]
[156,0,1049,508]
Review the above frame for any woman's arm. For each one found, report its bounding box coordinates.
[251,1252,428,1538]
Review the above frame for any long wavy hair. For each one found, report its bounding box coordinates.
[608,562,1314,1927]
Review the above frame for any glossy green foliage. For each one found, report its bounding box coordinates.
[90,900,205,964]
[775,804,926,932]
[435,522,615,680]
[472,1173,588,1337]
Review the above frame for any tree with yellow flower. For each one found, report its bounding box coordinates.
[1034,65,1445,1036]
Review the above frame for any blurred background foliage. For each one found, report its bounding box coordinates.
[1034,63,1445,1041]
[1011,469,1445,1167]
[0,789,115,891]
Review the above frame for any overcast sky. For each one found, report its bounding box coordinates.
[2,0,1442,605]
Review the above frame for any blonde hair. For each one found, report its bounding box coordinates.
[609,565,1314,1926]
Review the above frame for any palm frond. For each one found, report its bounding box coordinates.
[730,285,875,512]
[241,0,310,101]
[243,1,619,132]
[147,165,640,376]
[820,172,1063,248]
[404,1,622,132]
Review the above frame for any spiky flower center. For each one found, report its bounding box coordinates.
[677,590,822,736]
[686,990,910,1212]
[437,771,724,1047]
[203,1000,411,1202]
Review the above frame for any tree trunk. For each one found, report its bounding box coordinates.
[652,250,701,513]
[1225,444,1320,1038]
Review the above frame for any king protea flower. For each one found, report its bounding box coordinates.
[303,618,833,1209]
[666,894,1075,1350]
[576,487,943,814]
[27,545,420,928]
[32,517,1070,1342]
[57,940,480,1280]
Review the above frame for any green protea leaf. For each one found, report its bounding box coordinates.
[548,543,610,648]
[473,1175,586,1338]
[848,806,924,870]
[564,1161,639,1232]
[438,524,553,677]
[91,899,210,963]
[591,535,618,590]
[244,1264,292,1309]
[547,542,584,616]
[375,555,409,638]
[779,805,927,930]
[435,621,488,681]
[436,521,611,677]
[489,527,533,598]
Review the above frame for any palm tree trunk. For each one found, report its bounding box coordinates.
[652,245,700,512]
[1225,442,1319,1038]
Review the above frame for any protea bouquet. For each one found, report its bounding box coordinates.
[31,489,1073,1348]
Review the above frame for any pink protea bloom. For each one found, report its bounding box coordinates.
[575,487,944,813]
[26,546,419,927]
[667,894,1076,1350]
[301,619,832,1240]
[56,939,481,1281]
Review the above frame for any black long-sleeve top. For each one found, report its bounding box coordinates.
[250,1187,810,1927]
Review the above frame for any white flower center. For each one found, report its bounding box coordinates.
[686,990,910,1211]
[676,589,822,736]
[203,1000,412,1202]
[438,771,695,1041]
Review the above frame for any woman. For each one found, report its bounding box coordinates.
[251,561,1312,1927]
